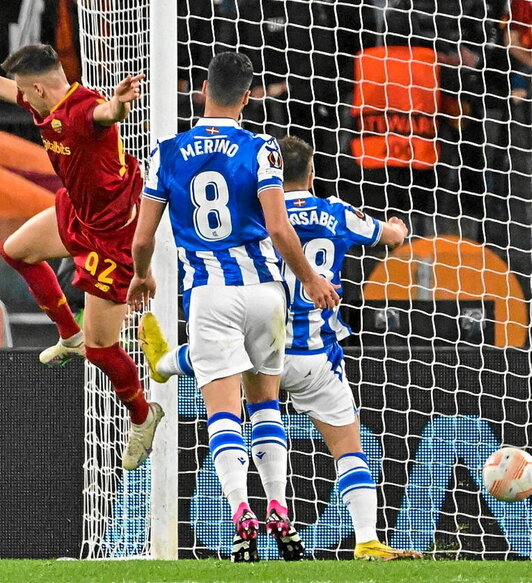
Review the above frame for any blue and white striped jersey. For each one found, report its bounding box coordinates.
[144,118,284,290]
[283,190,383,353]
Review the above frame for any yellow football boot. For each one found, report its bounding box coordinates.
[138,312,171,383]
[354,540,422,561]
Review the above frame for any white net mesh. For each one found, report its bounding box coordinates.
[81,316,152,559]
[78,0,151,164]
[78,0,152,559]
[79,0,532,560]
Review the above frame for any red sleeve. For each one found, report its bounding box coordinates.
[67,96,107,139]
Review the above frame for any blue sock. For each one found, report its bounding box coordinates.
[177,344,194,376]
[157,344,194,377]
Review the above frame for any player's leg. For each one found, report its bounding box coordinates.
[312,415,421,560]
[241,281,287,509]
[243,371,304,561]
[201,375,259,562]
[241,282,304,561]
[284,345,420,560]
[310,415,379,547]
[310,416,379,549]
[243,372,287,508]
[188,285,259,562]
[82,294,163,470]
[0,207,82,362]
[137,312,193,382]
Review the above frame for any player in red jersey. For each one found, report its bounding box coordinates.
[0,45,163,471]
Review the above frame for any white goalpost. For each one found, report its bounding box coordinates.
[78,0,179,559]
[146,0,179,561]
[78,0,532,561]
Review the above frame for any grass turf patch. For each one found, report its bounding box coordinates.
[0,559,531,583]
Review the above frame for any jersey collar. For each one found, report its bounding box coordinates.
[285,190,312,200]
[195,117,240,128]
[50,82,80,114]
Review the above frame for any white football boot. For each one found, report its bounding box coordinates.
[122,402,165,470]
[39,336,85,367]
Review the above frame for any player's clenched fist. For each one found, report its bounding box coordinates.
[388,216,408,237]
[382,216,408,248]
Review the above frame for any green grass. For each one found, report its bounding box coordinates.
[0,559,531,583]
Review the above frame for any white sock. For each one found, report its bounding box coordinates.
[246,400,287,507]
[337,452,378,543]
[157,344,194,376]
[208,412,249,515]
[62,330,83,347]
[133,405,153,429]
[227,489,249,517]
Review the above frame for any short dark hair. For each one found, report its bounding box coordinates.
[1,44,61,76]
[207,52,253,106]
[279,136,314,184]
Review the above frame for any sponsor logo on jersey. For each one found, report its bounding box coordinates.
[180,139,239,160]
[42,138,71,156]
[50,118,63,134]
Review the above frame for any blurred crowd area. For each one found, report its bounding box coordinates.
[177,1,531,247]
[0,1,530,343]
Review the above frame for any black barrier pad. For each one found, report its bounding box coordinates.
[0,349,84,559]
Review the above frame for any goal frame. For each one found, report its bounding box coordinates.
[148,0,179,560]
[77,0,532,561]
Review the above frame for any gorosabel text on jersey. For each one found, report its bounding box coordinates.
[289,210,339,234]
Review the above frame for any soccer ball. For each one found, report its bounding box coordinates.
[483,447,532,502]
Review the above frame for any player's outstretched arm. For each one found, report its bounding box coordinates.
[259,187,340,310]
[93,73,145,126]
[379,216,408,248]
[127,197,166,311]
[0,76,18,104]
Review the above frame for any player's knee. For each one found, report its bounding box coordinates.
[1,238,29,266]
[1,237,16,261]
[1,236,39,264]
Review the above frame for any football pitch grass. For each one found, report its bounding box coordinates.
[1,559,531,583]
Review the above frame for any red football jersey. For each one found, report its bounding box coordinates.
[18,83,142,231]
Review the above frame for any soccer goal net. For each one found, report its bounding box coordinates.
[78,0,532,560]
